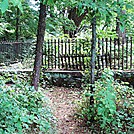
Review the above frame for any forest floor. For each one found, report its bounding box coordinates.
[45,86,90,134]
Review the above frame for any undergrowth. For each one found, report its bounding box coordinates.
[77,69,134,134]
[0,72,56,134]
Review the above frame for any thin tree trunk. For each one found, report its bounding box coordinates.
[63,7,88,38]
[32,2,46,90]
[116,0,126,41]
[15,8,19,40]
[90,10,96,105]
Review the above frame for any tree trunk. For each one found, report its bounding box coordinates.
[116,0,126,41]
[32,2,46,90]
[116,13,126,40]
[63,7,88,38]
[15,8,19,40]
[90,11,96,105]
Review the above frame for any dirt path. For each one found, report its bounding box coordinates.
[45,87,90,134]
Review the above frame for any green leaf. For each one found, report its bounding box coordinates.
[18,3,23,13]
[10,0,20,6]
[10,0,23,13]
[15,121,22,133]
[119,25,125,32]
[43,0,56,5]
[20,116,29,123]
[0,0,9,13]
[85,92,90,97]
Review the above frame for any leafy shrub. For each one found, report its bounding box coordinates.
[77,69,134,134]
[0,74,56,134]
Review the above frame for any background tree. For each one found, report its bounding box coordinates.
[32,0,46,90]
[0,1,38,40]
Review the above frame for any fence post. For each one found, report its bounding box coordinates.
[44,40,47,67]
[48,39,50,69]
[54,39,57,69]
[114,38,117,69]
[101,38,104,69]
[130,37,133,69]
[109,38,112,69]
[58,39,60,69]
[117,38,120,69]
[51,39,53,69]
[122,37,124,70]
[105,38,108,68]
[126,37,128,69]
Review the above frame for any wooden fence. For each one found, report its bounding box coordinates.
[43,37,133,70]
[43,38,90,70]
[0,37,133,70]
[96,37,133,70]
[0,41,33,65]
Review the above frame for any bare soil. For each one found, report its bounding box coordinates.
[45,86,90,134]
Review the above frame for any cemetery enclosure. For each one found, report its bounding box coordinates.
[0,37,133,71]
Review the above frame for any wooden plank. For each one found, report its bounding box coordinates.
[51,39,53,69]
[54,39,56,68]
[109,38,112,69]
[117,38,120,69]
[44,70,83,73]
[48,39,50,69]
[130,37,133,69]
[75,39,78,69]
[114,38,116,69]
[0,69,33,72]
[126,37,128,69]
[105,38,108,68]
[97,38,101,69]
[71,39,75,69]
[58,39,60,69]
[82,42,85,70]
[68,39,71,69]
[101,38,104,69]
[61,39,64,68]
[122,37,124,70]
[65,39,67,69]
[0,68,133,74]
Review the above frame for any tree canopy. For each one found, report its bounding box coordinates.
[0,0,134,39]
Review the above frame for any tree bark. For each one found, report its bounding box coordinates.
[63,7,88,38]
[90,10,96,105]
[116,0,126,41]
[15,8,19,40]
[32,2,46,90]
[116,12,126,40]
[68,7,88,27]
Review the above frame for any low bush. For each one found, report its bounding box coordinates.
[0,73,56,134]
[77,69,134,134]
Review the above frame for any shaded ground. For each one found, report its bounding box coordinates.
[45,87,90,134]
